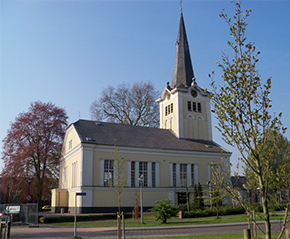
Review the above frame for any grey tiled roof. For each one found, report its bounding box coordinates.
[72,120,230,154]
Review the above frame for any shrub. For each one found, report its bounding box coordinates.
[183,205,245,218]
[252,203,263,212]
[150,199,179,223]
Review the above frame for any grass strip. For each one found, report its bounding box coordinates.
[68,232,283,239]
[53,213,285,228]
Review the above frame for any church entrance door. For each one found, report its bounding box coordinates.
[177,192,186,205]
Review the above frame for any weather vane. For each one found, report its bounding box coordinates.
[180,0,183,12]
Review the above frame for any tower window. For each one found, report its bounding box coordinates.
[192,102,197,112]
[165,104,173,116]
[198,103,202,113]
[187,101,191,111]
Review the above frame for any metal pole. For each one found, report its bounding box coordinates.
[74,193,77,237]
[140,181,143,224]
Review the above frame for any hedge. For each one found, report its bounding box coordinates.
[183,205,245,218]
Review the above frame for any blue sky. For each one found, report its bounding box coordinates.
[1,0,289,173]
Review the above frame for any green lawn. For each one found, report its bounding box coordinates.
[53,213,285,228]
[69,232,284,239]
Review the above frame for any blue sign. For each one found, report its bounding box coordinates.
[76,192,86,196]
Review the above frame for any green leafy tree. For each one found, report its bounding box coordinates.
[204,181,223,218]
[109,139,127,214]
[244,130,290,207]
[197,182,204,210]
[181,185,191,212]
[212,185,223,218]
[210,1,288,238]
[264,130,290,205]
[193,184,198,209]
[150,199,179,223]
[109,139,127,239]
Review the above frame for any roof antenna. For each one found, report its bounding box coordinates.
[180,0,183,13]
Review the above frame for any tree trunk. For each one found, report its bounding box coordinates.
[117,213,120,239]
[258,175,271,239]
[37,177,43,211]
[262,196,271,239]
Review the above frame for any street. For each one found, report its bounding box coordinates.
[9,221,286,239]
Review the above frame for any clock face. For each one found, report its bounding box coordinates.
[167,93,171,100]
[191,89,197,98]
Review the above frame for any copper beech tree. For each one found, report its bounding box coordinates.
[210,1,288,239]
[1,101,68,209]
[90,81,160,127]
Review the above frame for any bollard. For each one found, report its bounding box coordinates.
[286,229,290,239]
[3,222,9,239]
[243,229,251,239]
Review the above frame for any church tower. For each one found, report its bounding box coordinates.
[157,12,212,141]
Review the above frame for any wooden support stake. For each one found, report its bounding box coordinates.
[243,229,251,239]
[122,212,126,239]
[286,229,290,239]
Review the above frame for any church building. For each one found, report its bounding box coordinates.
[51,11,231,213]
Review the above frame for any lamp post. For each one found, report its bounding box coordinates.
[26,178,32,202]
[27,179,32,195]
[138,174,144,224]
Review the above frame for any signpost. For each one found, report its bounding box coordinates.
[74,192,86,237]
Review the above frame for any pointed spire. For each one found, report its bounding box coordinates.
[171,12,195,88]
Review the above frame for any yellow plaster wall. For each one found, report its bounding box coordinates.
[160,91,211,140]
[91,147,222,192]
[51,189,68,208]
[60,151,82,189]
[62,125,81,155]
[60,126,83,189]
[92,189,170,207]
[182,98,209,140]
[162,94,176,129]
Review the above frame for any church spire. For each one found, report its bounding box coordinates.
[171,12,194,88]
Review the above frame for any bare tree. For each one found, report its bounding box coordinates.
[90,81,160,127]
